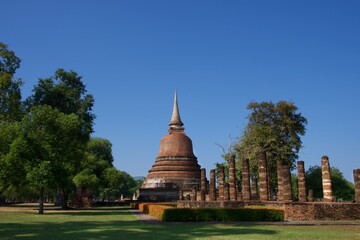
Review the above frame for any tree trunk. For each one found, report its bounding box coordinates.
[54,189,63,206]
[39,187,44,214]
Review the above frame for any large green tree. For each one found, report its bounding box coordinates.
[235,101,307,194]
[24,69,95,206]
[305,165,354,201]
[0,42,23,122]
[4,105,85,213]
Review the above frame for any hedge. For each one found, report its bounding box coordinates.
[148,205,174,220]
[161,208,284,222]
[136,203,176,220]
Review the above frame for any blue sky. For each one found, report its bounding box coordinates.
[2,1,359,181]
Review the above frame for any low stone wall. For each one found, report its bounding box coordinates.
[138,188,180,202]
[177,201,360,221]
[177,201,244,208]
[284,202,360,221]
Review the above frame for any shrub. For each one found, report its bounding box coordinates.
[148,205,174,220]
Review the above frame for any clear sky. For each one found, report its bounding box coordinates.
[2,1,359,181]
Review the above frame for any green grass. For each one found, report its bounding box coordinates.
[0,206,360,240]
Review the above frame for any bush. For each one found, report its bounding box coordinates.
[148,205,174,220]
[138,203,150,213]
[162,208,284,222]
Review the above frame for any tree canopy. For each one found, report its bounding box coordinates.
[0,42,23,122]
[236,101,307,168]
[228,101,307,197]
[25,68,95,137]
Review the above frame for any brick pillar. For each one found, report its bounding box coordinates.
[282,163,293,202]
[229,155,237,201]
[242,159,251,201]
[218,166,225,201]
[224,183,230,201]
[209,169,216,201]
[277,160,283,201]
[321,156,333,202]
[354,169,360,203]
[258,152,269,201]
[308,190,314,202]
[251,177,259,200]
[200,168,207,201]
[297,161,306,202]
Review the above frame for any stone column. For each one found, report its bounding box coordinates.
[200,168,207,201]
[258,152,269,201]
[218,166,225,201]
[297,161,306,202]
[229,155,237,201]
[282,163,293,202]
[354,169,360,203]
[277,160,283,201]
[251,177,259,200]
[321,156,333,202]
[224,183,230,201]
[242,159,251,201]
[308,190,314,202]
[209,169,216,201]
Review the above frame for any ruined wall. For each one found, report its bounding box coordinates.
[284,202,360,221]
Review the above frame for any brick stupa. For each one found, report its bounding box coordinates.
[138,93,201,201]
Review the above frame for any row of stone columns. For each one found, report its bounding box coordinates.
[197,155,360,203]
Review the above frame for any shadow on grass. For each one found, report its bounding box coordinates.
[0,210,277,240]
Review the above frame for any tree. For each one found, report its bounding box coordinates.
[73,138,114,197]
[5,105,85,213]
[305,165,354,201]
[25,68,95,137]
[235,101,307,195]
[24,69,95,206]
[99,168,137,201]
[0,42,23,121]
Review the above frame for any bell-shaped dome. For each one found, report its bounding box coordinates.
[157,132,196,158]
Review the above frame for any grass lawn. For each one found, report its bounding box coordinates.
[0,205,360,240]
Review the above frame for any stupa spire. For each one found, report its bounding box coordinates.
[169,91,184,131]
